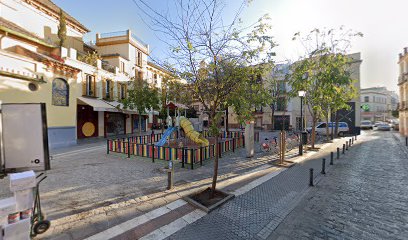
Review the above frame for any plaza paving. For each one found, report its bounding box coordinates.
[167,131,408,240]
[0,131,284,239]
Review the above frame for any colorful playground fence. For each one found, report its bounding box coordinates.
[107,135,246,169]
[202,130,259,142]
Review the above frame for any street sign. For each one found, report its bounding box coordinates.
[0,103,50,173]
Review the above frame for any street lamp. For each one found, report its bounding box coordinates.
[298,90,306,155]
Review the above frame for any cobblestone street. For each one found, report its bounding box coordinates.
[168,131,408,240]
[268,131,408,239]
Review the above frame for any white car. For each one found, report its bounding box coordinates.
[307,122,349,136]
[360,120,373,130]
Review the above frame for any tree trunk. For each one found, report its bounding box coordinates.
[271,106,275,131]
[325,113,330,142]
[311,118,317,149]
[225,107,229,132]
[334,111,339,138]
[211,135,219,199]
[138,114,142,134]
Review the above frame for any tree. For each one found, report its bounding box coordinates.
[122,80,160,133]
[289,27,362,147]
[133,0,275,197]
[57,9,67,47]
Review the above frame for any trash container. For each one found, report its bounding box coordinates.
[301,131,308,145]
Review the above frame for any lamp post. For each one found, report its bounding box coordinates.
[298,90,306,155]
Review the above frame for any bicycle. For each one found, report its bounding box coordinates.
[261,137,278,153]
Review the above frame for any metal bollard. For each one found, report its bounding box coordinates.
[406,137,407,147]
[349,139,352,146]
[191,149,194,170]
[321,158,326,174]
[167,161,174,190]
[151,144,155,162]
[330,152,334,165]
[200,147,203,166]
[232,138,235,152]
[355,135,357,141]
[181,148,185,168]
[346,141,349,150]
[309,168,314,186]
[351,138,354,145]
[127,140,131,158]
[107,139,109,154]
[337,147,340,159]
[343,144,345,154]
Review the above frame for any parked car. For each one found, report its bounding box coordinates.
[373,121,383,127]
[391,120,399,131]
[306,122,349,136]
[360,120,373,130]
[377,123,391,131]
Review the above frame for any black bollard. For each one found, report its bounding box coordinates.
[181,148,185,168]
[346,141,349,150]
[191,149,194,170]
[127,139,131,158]
[343,144,345,154]
[151,144,155,162]
[406,137,408,147]
[232,138,235,152]
[200,147,203,166]
[321,158,326,174]
[349,139,352,146]
[351,138,354,145]
[337,147,340,159]
[107,139,110,154]
[309,168,314,186]
[330,152,334,165]
[355,135,357,141]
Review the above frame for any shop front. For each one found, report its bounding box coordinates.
[105,112,126,136]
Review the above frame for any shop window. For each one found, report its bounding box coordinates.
[52,78,69,106]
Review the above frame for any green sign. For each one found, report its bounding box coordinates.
[362,104,370,112]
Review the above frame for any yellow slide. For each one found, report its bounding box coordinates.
[179,117,209,146]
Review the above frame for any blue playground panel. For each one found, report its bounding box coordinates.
[156,127,176,146]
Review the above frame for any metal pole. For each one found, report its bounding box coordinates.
[181,147,185,168]
[299,96,303,156]
[346,141,349,150]
[232,138,235,152]
[342,144,345,154]
[107,139,109,154]
[191,149,194,170]
[321,158,326,174]
[309,168,314,186]
[337,147,340,159]
[200,147,203,166]
[152,144,155,162]
[351,138,354,145]
[127,138,130,158]
[330,152,334,165]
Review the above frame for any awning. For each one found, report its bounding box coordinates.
[77,97,119,112]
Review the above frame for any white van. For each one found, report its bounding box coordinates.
[307,122,349,136]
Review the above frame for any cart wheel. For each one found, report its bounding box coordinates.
[33,220,50,235]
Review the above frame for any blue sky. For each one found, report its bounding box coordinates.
[54,0,408,92]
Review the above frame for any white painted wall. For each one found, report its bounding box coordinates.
[1,0,83,44]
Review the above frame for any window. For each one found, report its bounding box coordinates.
[120,61,125,72]
[317,123,326,128]
[364,96,369,102]
[52,78,69,106]
[278,81,286,93]
[106,80,112,99]
[85,74,95,96]
[137,51,142,66]
[276,97,286,111]
[120,83,126,99]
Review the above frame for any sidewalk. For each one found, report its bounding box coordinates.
[82,136,353,240]
[166,137,354,240]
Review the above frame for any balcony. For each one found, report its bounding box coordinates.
[97,30,149,53]
[400,101,406,111]
[398,73,408,85]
